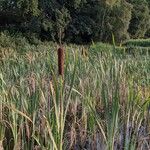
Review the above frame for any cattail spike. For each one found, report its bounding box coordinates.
[58,47,64,77]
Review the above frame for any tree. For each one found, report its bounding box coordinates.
[0,0,149,44]
[65,0,103,43]
[128,0,150,38]
[105,0,132,43]
[38,0,71,42]
[145,0,150,38]
[0,0,39,26]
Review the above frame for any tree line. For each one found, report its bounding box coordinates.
[0,0,150,44]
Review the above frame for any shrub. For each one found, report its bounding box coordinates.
[0,31,33,52]
[128,0,150,38]
[123,39,150,47]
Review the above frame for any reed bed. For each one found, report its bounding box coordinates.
[0,44,150,150]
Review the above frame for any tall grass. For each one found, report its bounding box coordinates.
[0,43,150,149]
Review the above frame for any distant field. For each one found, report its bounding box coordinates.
[0,40,150,150]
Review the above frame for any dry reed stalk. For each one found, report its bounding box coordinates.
[28,73,36,95]
[0,141,3,150]
[81,47,88,60]
[57,47,64,78]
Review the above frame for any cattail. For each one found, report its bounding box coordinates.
[58,47,64,77]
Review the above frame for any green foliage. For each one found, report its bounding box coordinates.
[65,0,132,43]
[104,0,132,43]
[65,1,104,43]
[0,31,42,52]
[128,0,150,38]
[0,43,150,149]
[90,40,150,56]
[123,38,150,47]
[0,0,150,44]
[38,1,71,42]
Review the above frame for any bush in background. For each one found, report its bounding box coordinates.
[0,0,149,44]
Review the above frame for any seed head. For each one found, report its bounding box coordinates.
[58,47,64,77]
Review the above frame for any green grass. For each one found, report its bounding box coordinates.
[0,40,150,150]
[123,39,150,47]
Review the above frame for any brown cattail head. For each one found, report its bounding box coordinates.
[58,47,64,77]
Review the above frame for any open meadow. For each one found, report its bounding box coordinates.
[0,39,150,150]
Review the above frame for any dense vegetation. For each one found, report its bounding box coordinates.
[0,40,150,149]
[0,0,150,150]
[0,0,150,44]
